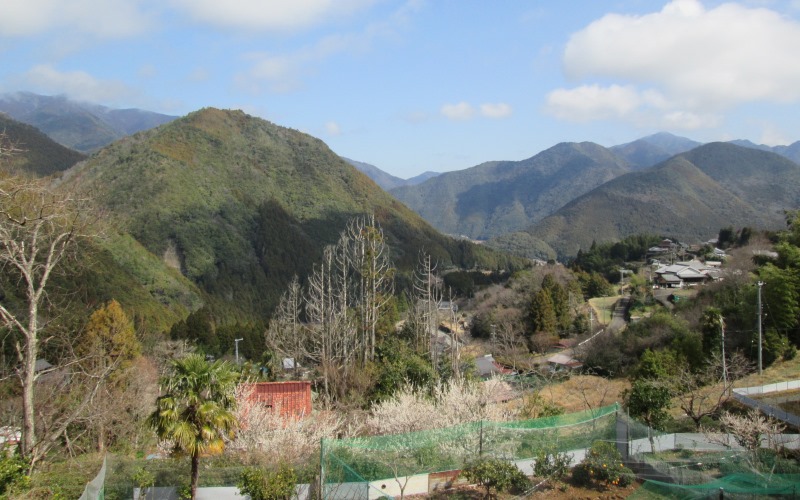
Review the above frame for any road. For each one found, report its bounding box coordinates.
[606,296,632,334]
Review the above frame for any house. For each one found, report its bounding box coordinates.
[653,260,719,288]
[481,379,518,404]
[546,353,583,371]
[244,381,312,419]
[0,426,20,453]
[474,354,513,379]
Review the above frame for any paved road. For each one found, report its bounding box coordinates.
[605,296,631,334]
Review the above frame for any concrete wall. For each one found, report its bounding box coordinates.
[733,380,800,428]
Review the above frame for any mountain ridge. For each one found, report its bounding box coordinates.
[0,91,176,153]
[58,107,521,320]
[502,143,800,259]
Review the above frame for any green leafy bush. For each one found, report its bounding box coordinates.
[572,441,632,488]
[0,454,30,495]
[532,447,571,484]
[460,457,529,498]
[238,463,297,500]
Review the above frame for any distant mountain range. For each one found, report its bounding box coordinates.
[0,92,176,152]
[385,132,800,259]
[501,142,800,259]
[4,90,800,270]
[342,157,439,190]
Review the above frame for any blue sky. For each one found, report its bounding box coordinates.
[2,0,800,178]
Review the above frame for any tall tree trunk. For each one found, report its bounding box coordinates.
[21,302,38,461]
[191,451,200,499]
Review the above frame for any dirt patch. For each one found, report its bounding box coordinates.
[537,375,629,413]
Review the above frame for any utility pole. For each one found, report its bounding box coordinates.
[720,314,727,386]
[234,338,244,365]
[757,281,765,374]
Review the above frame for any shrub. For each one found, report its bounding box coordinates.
[460,458,529,498]
[571,441,632,488]
[238,462,297,500]
[0,454,30,495]
[532,447,571,485]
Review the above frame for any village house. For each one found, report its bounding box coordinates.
[653,259,720,288]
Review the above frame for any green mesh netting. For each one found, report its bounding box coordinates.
[321,403,619,492]
[626,441,800,498]
[630,473,800,499]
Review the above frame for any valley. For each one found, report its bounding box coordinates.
[1,95,800,499]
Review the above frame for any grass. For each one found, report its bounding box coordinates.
[537,375,630,414]
[588,296,621,326]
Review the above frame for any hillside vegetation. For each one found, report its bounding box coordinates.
[390,142,632,239]
[0,92,176,152]
[499,143,800,259]
[0,114,85,176]
[58,108,523,320]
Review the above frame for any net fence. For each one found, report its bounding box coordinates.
[320,403,620,499]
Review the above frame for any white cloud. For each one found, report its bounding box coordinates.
[479,102,512,119]
[325,121,341,136]
[545,85,643,122]
[549,0,800,127]
[170,0,376,32]
[759,124,791,146]
[441,102,475,121]
[545,84,719,129]
[0,0,153,38]
[235,1,423,93]
[18,64,139,105]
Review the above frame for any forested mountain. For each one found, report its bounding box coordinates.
[389,142,632,240]
[58,107,521,321]
[342,157,408,190]
[729,139,800,164]
[499,143,800,259]
[0,114,85,176]
[0,92,176,152]
[610,132,702,169]
[343,157,439,190]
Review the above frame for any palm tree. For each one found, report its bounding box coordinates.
[148,354,238,499]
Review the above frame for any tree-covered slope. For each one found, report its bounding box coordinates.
[610,132,701,169]
[0,92,176,152]
[509,143,799,259]
[0,114,86,176]
[390,142,632,239]
[60,108,520,320]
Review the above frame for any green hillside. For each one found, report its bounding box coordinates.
[0,92,176,152]
[508,143,798,259]
[0,114,86,176]
[389,142,631,239]
[59,108,521,320]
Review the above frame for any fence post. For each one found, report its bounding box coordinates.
[320,438,325,500]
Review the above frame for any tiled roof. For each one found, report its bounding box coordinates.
[245,381,312,419]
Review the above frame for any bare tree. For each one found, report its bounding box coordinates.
[411,252,442,370]
[704,409,786,473]
[268,216,395,404]
[346,215,393,363]
[675,351,751,430]
[266,275,305,377]
[0,174,94,463]
[305,245,356,402]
